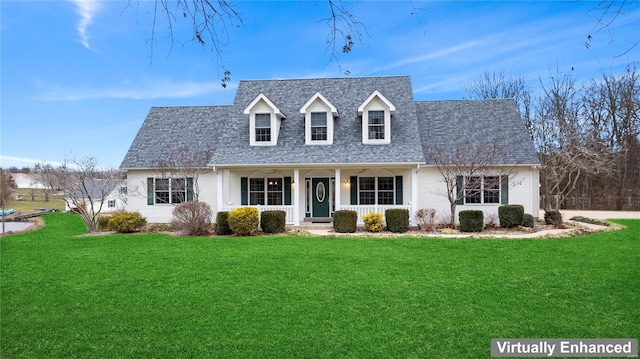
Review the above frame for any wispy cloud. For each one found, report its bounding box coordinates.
[70,0,101,50]
[36,78,234,101]
[0,155,66,168]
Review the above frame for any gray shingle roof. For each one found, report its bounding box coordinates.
[121,76,539,169]
[416,100,540,165]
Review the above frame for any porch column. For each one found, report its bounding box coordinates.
[216,168,223,213]
[411,166,418,225]
[335,168,341,212]
[293,168,300,226]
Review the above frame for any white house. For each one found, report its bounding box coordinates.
[11,173,46,189]
[121,76,540,225]
[64,179,127,214]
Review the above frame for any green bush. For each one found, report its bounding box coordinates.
[333,210,357,233]
[498,205,524,228]
[97,216,111,231]
[363,212,385,232]
[215,211,232,235]
[260,210,286,234]
[228,207,259,236]
[172,201,213,236]
[385,209,409,233]
[522,213,535,228]
[544,210,562,226]
[108,211,147,233]
[459,210,484,232]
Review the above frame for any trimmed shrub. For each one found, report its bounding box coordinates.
[522,213,535,228]
[260,210,286,234]
[363,212,385,233]
[498,205,524,228]
[108,211,147,233]
[333,210,357,233]
[386,208,409,233]
[215,211,232,235]
[228,207,260,236]
[459,210,484,232]
[544,210,563,228]
[172,201,213,236]
[97,216,111,231]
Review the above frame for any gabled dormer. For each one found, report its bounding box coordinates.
[358,90,395,145]
[300,92,338,145]
[244,93,286,146]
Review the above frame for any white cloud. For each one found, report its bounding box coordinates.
[70,0,101,50]
[0,155,66,168]
[35,78,235,101]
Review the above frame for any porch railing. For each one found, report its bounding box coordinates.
[221,205,295,225]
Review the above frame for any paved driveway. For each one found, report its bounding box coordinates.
[539,210,640,220]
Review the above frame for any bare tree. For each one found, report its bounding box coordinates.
[466,70,534,138]
[153,146,214,201]
[533,69,614,210]
[39,157,125,233]
[1,169,16,234]
[425,143,520,226]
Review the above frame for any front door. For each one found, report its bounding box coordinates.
[311,178,330,217]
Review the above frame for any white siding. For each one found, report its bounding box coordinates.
[126,170,218,223]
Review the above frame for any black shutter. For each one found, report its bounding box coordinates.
[147,178,154,205]
[241,177,248,205]
[186,177,194,201]
[456,176,464,205]
[350,176,358,205]
[501,175,509,204]
[395,176,403,205]
[284,177,292,205]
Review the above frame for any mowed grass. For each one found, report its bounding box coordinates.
[6,189,65,212]
[1,213,638,358]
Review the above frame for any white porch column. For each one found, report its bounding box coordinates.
[293,168,300,226]
[411,166,418,225]
[216,168,223,213]
[335,168,341,212]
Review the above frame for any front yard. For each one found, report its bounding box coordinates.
[1,213,638,358]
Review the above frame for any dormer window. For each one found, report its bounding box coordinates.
[300,92,338,145]
[244,93,285,146]
[311,112,328,141]
[254,113,271,142]
[358,90,395,144]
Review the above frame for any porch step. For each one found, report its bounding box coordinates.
[303,217,332,223]
[297,222,334,231]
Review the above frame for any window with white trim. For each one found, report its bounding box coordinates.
[367,110,385,140]
[358,176,394,205]
[254,113,271,142]
[464,176,501,204]
[249,178,283,205]
[154,178,187,204]
[107,200,116,208]
[311,112,328,141]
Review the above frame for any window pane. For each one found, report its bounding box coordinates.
[249,178,265,205]
[255,128,271,142]
[465,176,482,204]
[483,176,500,204]
[378,177,394,190]
[359,191,376,205]
[155,179,169,204]
[155,179,169,190]
[311,112,327,126]
[311,127,327,141]
[359,177,375,190]
[255,114,270,127]
[267,178,283,205]
[368,111,384,124]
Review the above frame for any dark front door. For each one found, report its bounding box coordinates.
[311,178,330,217]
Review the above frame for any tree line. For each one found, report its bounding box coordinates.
[467,64,640,211]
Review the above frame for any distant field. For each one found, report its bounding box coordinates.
[6,189,65,213]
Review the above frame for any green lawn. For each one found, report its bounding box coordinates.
[6,189,65,212]
[1,213,638,358]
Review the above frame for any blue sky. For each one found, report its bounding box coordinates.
[1,1,638,169]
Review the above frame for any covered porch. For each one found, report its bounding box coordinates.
[216,164,419,226]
